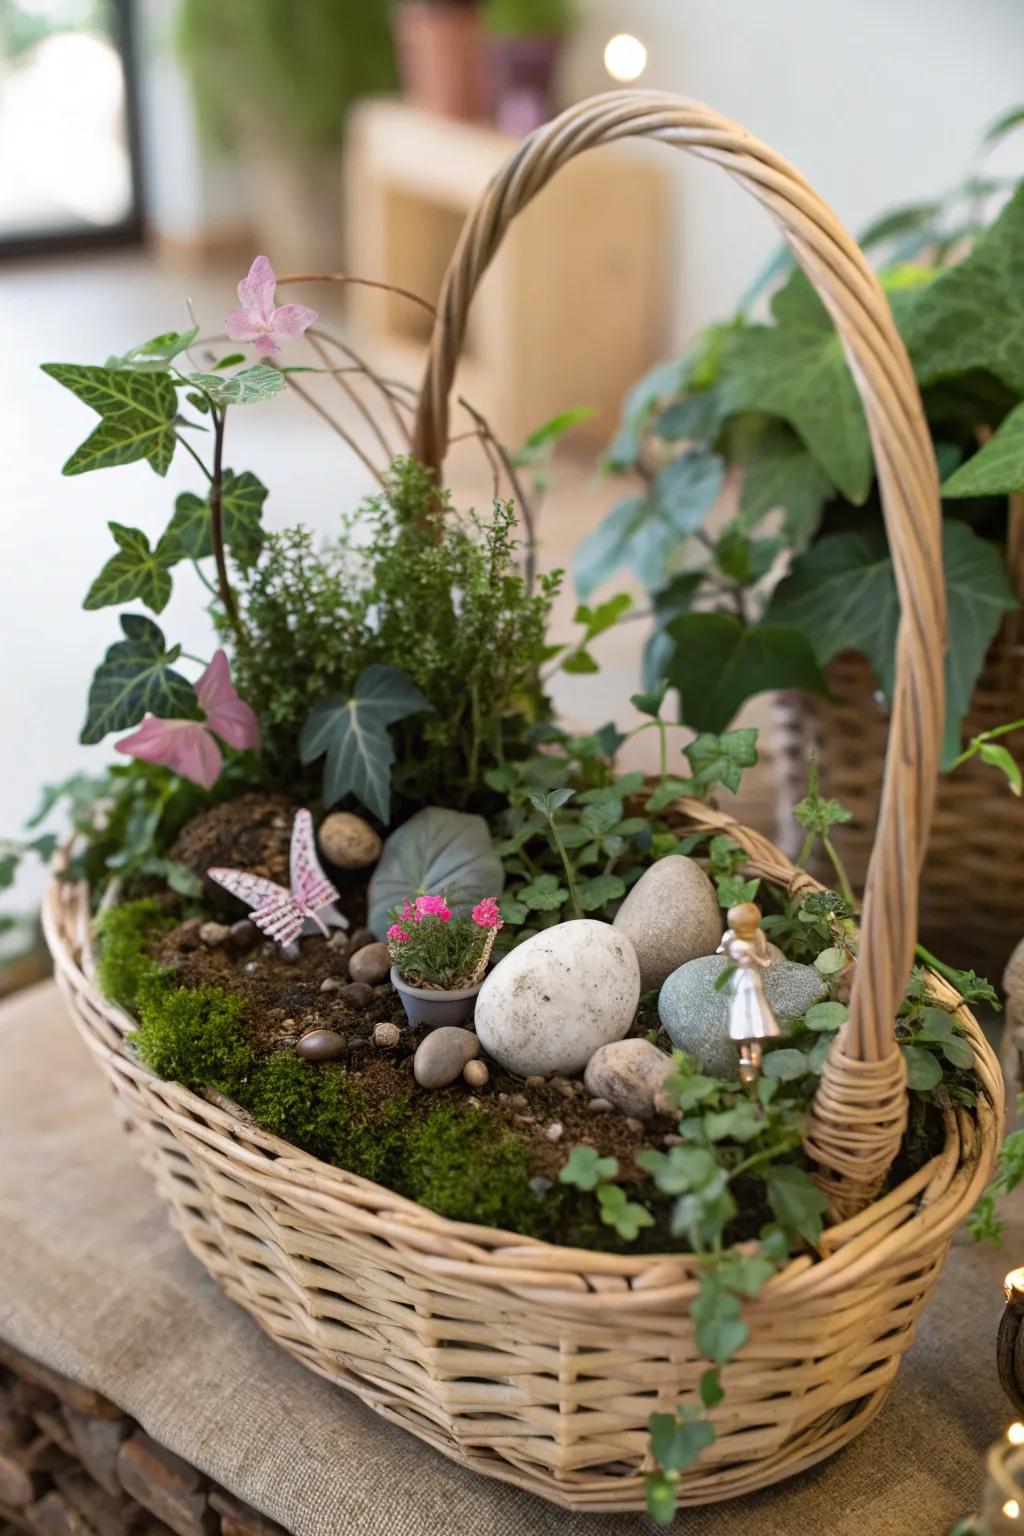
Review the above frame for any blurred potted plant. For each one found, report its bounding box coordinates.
[176,0,396,269]
[588,114,1024,974]
[481,0,573,135]
[391,0,490,122]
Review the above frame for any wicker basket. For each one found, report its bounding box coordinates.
[43,92,1004,1513]
[773,636,1024,982]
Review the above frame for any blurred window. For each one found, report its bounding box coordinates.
[0,0,143,255]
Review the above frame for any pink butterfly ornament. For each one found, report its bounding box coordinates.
[208,809,348,953]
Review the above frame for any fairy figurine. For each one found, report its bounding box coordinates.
[717,901,780,1084]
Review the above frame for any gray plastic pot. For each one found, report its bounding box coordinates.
[390,966,482,1029]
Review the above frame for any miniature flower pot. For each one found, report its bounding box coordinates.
[390,966,482,1028]
[393,2,491,121]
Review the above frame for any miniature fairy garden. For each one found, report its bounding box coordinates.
[12,255,1012,1520]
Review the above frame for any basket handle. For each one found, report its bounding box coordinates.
[412,90,945,1213]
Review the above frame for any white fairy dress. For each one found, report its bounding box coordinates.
[717,926,779,1045]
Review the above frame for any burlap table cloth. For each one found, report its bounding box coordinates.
[0,982,1014,1534]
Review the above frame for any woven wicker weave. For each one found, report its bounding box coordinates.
[42,92,1004,1510]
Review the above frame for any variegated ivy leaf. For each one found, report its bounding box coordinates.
[80,614,197,745]
[299,665,433,823]
[105,326,198,372]
[159,471,268,570]
[41,364,178,476]
[84,524,175,615]
[187,364,285,405]
[737,421,832,549]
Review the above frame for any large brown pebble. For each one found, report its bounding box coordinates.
[340,981,375,1008]
[583,1038,674,1120]
[318,812,382,870]
[413,1027,480,1088]
[348,941,390,986]
[295,1029,347,1062]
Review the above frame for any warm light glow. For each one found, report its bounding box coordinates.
[1006,1268,1024,1303]
[1005,1499,1021,1519]
[1010,1423,1024,1445]
[603,33,647,83]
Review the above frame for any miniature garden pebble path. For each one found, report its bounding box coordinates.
[0,983,1013,1536]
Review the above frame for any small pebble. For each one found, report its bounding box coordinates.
[373,1021,401,1048]
[340,981,375,1008]
[295,1029,347,1062]
[525,1075,546,1089]
[175,918,204,952]
[349,927,375,954]
[624,1117,645,1134]
[228,919,259,953]
[413,1026,480,1089]
[529,1176,553,1197]
[244,961,258,974]
[199,920,231,948]
[588,1097,613,1113]
[348,941,390,986]
[320,977,342,993]
[513,1113,536,1126]
[463,1059,489,1089]
[545,1122,564,1143]
[327,931,350,953]
[663,1133,685,1147]
[549,1076,576,1100]
[508,1093,529,1109]
[584,1038,676,1121]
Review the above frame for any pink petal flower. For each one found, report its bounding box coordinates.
[196,650,261,751]
[387,923,409,942]
[471,898,502,930]
[115,716,223,790]
[236,255,277,325]
[415,894,451,922]
[225,256,317,354]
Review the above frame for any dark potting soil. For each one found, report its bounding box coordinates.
[155,915,672,1184]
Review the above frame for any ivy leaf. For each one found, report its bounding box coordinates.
[517,874,569,912]
[645,777,693,813]
[299,665,433,823]
[761,1048,810,1081]
[714,527,784,587]
[159,471,268,570]
[685,727,760,795]
[804,1000,848,1032]
[527,787,575,817]
[578,873,626,911]
[83,523,174,615]
[718,271,872,502]
[901,1043,944,1092]
[41,364,178,476]
[499,897,529,925]
[715,873,760,907]
[942,401,1024,496]
[636,1145,717,1194]
[978,741,1023,795]
[699,1368,725,1410]
[562,650,599,675]
[648,1410,715,1473]
[604,356,688,469]
[901,184,1024,392]
[645,1470,678,1525]
[814,946,848,976]
[186,364,285,405]
[105,326,198,372]
[664,612,828,733]
[765,531,899,691]
[691,1273,748,1363]
[80,614,197,744]
[597,1183,655,1241]
[580,800,622,837]
[630,679,669,718]
[766,1164,828,1246]
[738,421,832,548]
[575,450,724,597]
[940,522,1019,764]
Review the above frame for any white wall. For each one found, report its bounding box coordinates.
[565,0,1024,343]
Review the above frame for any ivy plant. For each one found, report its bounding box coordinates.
[593,125,1024,764]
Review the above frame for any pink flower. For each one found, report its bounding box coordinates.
[387,923,409,943]
[471,898,502,930]
[224,255,317,356]
[415,894,451,922]
[115,650,260,790]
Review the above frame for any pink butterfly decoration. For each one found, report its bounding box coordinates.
[208,809,339,948]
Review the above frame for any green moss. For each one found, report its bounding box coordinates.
[242,1056,410,1181]
[94,897,175,1011]
[401,1104,543,1234]
[133,984,251,1094]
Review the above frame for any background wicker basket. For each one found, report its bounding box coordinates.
[41,91,1005,1511]
[772,610,1024,983]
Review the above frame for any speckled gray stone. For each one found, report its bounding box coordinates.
[612,856,722,994]
[658,953,827,1080]
[474,920,640,1078]
[583,1038,675,1119]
